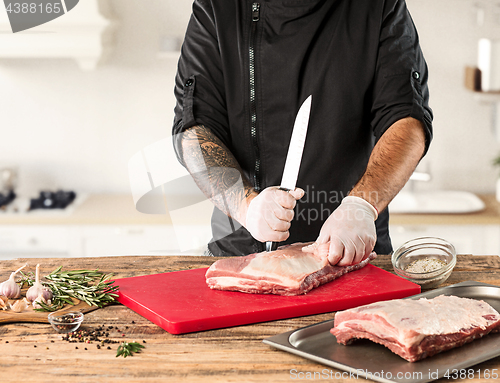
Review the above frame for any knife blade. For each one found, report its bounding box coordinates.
[266,95,312,252]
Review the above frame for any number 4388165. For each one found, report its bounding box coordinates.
[444,369,498,379]
[5,3,62,14]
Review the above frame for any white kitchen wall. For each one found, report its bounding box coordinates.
[407,0,500,193]
[0,0,192,197]
[0,0,499,197]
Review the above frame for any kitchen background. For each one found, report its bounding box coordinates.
[1,0,500,258]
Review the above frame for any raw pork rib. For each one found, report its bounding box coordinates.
[331,295,500,362]
[205,242,376,296]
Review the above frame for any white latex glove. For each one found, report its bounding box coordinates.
[245,187,304,243]
[316,196,378,266]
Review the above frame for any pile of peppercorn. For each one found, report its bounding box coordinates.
[60,324,146,352]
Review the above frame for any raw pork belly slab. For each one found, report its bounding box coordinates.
[205,242,376,296]
[331,295,500,362]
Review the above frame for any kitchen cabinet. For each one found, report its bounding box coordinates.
[0,195,213,259]
[79,225,177,257]
[79,224,211,257]
[0,224,211,259]
[0,225,79,258]
[389,224,500,256]
[2,194,500,259]
[389,194,500,256]
[0,0,114,70]
[2,222,497,259]
[472,91,500,142]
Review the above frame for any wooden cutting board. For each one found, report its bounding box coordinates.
[115,264,421,334]
[0,294,97,324]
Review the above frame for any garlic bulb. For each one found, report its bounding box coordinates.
[26,264,53,303]
[0,264,27,299]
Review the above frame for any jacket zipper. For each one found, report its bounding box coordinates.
[249,2,261,191]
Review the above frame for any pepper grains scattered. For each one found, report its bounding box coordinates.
[61,325,120,348]
[59,323,147,355]
[0,322,143,355]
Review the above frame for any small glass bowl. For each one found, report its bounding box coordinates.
[48,311,84,334]
[391,237,457,289]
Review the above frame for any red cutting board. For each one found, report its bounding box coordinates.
[115,264,420,334]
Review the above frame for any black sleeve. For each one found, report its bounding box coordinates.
[371,0,433,154]
[172,0,230,166]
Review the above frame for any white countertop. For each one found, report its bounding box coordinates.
[0,194,211,226]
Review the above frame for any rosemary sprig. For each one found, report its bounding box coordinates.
[20,267,119,312]
[116,342,145,358]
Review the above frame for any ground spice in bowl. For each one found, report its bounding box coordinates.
[404,258,447,273]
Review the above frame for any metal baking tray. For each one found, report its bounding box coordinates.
[263,281,500,383]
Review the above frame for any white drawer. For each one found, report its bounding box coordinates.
[389,224,500,256]
[79,225,211,256]
[0,225,72,255]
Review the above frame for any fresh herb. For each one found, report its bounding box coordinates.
[116,342,145,358]
[20,267,119,312]
[493,153,500,176]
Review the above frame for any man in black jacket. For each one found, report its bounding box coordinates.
[172,0,433,265]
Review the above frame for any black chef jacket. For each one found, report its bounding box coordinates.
[172,0,433,256]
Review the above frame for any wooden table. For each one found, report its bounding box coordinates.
[0,254,499,383]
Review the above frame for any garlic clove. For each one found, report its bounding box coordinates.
[9,299,28,313]
[32,293,50,310]
[0,295,8,304]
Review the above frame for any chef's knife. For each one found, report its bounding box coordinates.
[266,95,312,252]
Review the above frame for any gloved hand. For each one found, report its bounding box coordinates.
[245,187,304,243]
[316,196,378,266]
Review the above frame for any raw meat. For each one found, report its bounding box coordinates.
[205,242,376,296]
[331,295,500,362]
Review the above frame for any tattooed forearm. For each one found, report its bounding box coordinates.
[180,125,257,225]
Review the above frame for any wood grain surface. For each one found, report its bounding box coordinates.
[0,254,498,383]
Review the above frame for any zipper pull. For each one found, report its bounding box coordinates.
[252,3,260,22]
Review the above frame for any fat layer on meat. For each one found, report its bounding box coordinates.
[331,295,500,362]
[205,242,376,296]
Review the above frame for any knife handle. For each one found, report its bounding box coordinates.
[264,187,292,252]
